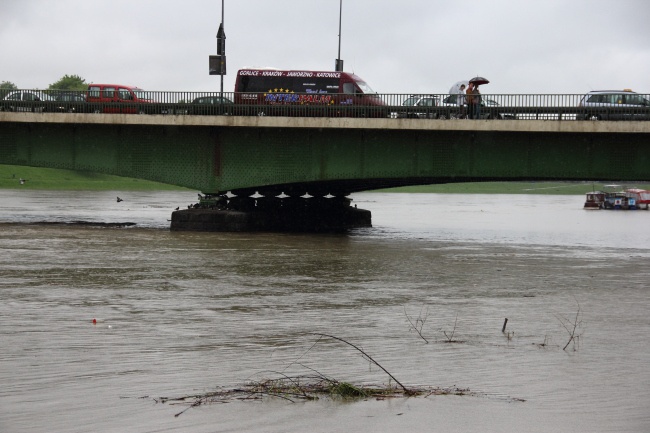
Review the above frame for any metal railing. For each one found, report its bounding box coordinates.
[1,90,649,121]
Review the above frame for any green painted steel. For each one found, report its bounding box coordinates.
[0,122,220,191]
[1,121,649,194]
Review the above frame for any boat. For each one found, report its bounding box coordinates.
[584,191,605,209]
[585,185,650,210]
[625,188,650,210]
[603,190,630,209]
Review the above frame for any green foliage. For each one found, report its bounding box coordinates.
[48,74,87,91]
[0,81,18,98]
[329,382,368,398]
[0,81,17,90]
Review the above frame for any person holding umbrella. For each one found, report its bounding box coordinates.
[471,83,482,119]
[467,76,489,119]
[466,83,480,119]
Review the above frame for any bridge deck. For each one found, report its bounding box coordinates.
[2,112,650,134]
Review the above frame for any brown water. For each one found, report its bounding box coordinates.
[1,190,649,432]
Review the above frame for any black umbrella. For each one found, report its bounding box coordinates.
[469,76,489,85]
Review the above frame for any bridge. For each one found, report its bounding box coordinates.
[1,95,650,231]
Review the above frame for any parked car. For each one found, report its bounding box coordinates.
[577,90,650,120]
[188,96,234,115]
[0,90,57,112]
[55,92,86,113]
[391,94,439,119]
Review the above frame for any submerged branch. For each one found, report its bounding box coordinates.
[556,298,584,351]
[404,306,429,343]
[311,333,414,395]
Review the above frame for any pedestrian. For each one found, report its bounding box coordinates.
[457,84,466,118]
[466,83,481,119]
[465,83,475,119]
[471,83,481,119]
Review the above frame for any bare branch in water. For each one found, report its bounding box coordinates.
[556,298,584,351]
[443,313,460,343]
[404,306,429,343]
[311,333,414,395]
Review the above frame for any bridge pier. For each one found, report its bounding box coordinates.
[170,195,371,232]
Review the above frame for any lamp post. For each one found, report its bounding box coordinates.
[218,0,225,98]
[209,1,226,102]
[335,0,343,71]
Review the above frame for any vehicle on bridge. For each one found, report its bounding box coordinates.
[577,90,650,121]
[233,69,386,117]
[439,94,517,119]
[390,92,517,120]
[86,84,155,114]
[391,94,440,119]
[188,96,234,115]
[1,90,57,112]
[54,92,87,113]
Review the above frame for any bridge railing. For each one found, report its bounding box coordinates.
[1,90,649,121]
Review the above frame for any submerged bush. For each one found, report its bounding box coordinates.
[329,382,368,398]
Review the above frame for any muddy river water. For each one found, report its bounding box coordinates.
[1,189,649,432]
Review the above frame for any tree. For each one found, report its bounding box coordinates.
[0,81,18,98]
[48,75,87,91]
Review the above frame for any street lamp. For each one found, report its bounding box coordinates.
[217,22,226,97]
[335,0,343,71]
[209,0,226,99]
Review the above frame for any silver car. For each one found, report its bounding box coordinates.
[577,90,650,120]
[1,90,57,112]
[440,94,516,119]
[391,94,440,119]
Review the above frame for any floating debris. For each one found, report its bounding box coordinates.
[151,375,482,417]
[148,334,525,417]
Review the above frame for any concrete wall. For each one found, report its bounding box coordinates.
[3,112,650,134]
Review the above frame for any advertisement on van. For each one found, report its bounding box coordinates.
[234,69,386,117]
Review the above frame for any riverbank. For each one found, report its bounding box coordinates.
[378,181,650,195]
[2,164,648,194]
[1,164,190,191]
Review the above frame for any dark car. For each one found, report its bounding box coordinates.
[189,96,234,115]
[55,92,87,113]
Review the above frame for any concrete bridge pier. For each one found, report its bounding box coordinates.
[170,193,371,232]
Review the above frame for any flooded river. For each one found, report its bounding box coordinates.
[1,189,649,432]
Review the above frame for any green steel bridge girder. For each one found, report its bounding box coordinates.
[1,121,649,195]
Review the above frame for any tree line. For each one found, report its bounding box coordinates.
[1,75,87,98]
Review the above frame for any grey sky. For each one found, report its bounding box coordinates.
[1,0,648,95]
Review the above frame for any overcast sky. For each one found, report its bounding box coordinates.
[1,0,648,95]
